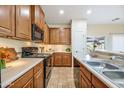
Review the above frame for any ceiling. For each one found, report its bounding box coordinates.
[42,5,124,25]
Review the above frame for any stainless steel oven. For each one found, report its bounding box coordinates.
[44,55,52,87]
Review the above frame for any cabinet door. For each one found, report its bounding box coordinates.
[53,53,62,66]
[62,53,72,67]
[50,28,60,44]
[60,28,71,44]
[80,75,88,88]
[0,5,15,36]
[16,5,31,40]
[44,24,49,44]
[92,75,108,88]
[35,5,41,28]
[40,7,45,29]
[8,69,33,88]
[23,78,33,88]
[34,69,44,88]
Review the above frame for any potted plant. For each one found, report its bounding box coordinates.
[0,48,9,69]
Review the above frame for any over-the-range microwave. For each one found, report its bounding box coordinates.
[32,24,44,41]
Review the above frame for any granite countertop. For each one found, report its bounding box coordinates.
[73,55,124,88]
[1,58,44,88]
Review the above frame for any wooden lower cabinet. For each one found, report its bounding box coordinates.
[53,52,72,67]
[7,62,44,88]
[23,78,33,88]
[62,53,72,66]
[34,62,44,88]
[79,60,108,88]
[54,53,62,66]
[80,71,92,88]
[80,64,92,88]
[8,69,33,88]
[92,75,108,88]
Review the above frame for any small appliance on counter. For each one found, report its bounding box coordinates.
[21,47,52,87]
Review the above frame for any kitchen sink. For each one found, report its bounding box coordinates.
[102,71,124,80]
[102,71,124,87]
[87,61,119,70]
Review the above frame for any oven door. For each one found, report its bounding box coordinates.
[45,56,52,87]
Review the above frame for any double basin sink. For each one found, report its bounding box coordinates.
[86,61,124,87]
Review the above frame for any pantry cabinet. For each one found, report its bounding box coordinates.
[53,52,72,67]
[0,5,15,37]
[50,28,71,45]
[16,5,31,40]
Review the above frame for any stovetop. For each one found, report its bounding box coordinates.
[22,53,51,59]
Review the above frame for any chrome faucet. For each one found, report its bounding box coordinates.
[111,55,124,60]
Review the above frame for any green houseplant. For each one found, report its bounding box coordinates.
[0,48,8,69]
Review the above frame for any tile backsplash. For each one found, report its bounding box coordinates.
[0,37,71,53]
[0,37,38,52]
[37,44,71,52]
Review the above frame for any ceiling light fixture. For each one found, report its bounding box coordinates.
[59,10,64,15]
[112,18,120,21]
[87,9,92,15]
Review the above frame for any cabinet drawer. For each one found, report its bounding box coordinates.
[80,71,92,88]
[80,64,92,81]
[34,62,43,74]
[8,69,33,88]
[92,75,108,88]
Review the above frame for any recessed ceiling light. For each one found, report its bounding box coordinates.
[87,9,92,15]
[59,10,64,15]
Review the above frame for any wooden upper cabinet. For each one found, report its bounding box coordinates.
[50,28,60,44]
[62,53,72,66]
[31,5,45,30]
[16,5,31,40]
[43,24,49,44]
[50,28,71,45]
[60,28,71,44]
[35,6,41,28]
[0,5,15,37]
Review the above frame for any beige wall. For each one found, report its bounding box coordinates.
[87,24,124,50]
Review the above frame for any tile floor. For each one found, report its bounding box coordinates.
[47,67,76,88]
